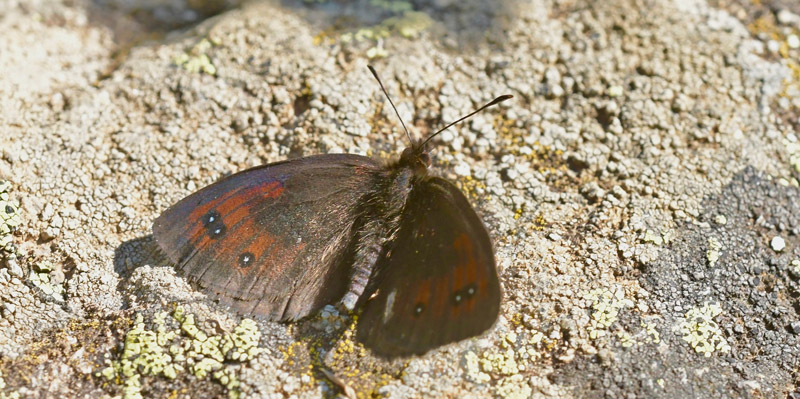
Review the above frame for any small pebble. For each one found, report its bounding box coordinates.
[770,236,785,252]
[767,40,781,53]
[791,321,800,335]
[439,130,454,143]
[50,269,66,285]
[453,162,471,177]
[777,9,800,26]
[6,258,23,278]
[788,34,800,49]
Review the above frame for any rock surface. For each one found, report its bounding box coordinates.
[1,0,799,397]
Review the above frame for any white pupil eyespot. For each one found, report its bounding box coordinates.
[214,228,221,234]
[455,295,461,302]
[208,216,215,222]
[468,288,475,294]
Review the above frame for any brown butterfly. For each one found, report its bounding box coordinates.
[153,66,508,357]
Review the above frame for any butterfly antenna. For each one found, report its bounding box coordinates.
[368,65,412,144]
[421,94,513,148]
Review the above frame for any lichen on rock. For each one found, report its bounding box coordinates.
[100,307,263,399]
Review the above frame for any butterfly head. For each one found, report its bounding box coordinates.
[398,142,432,176]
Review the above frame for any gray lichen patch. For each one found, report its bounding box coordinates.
[560,167,800,397]
[28,261,66,302]
[0,181,20,255]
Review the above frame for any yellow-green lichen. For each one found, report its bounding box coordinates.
[495,374,532,399]
[464,351,491,384]
[641,321,661,344]
[382,11,433,38]
[338,10,433,57]
[642,229,664,245]
[706,237,723,267]
[366,45,388,59]
[0,181,20,254]
[617,331,634,348]
[174,39,217,75]
[481,347,520,375]
[100,307,263,399]
[117,313,179,379]
[678,302,731,357]
[213,369,241,399]
[584,287,633,339]
[221,319,263,361]
[465,329,549,386]
[121,374,143,399]
[341,27,386,43]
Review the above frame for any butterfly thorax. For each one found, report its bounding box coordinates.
[339,152,425,311]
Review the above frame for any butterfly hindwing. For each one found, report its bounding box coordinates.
[153,154,380,321]
[356,177,501,357]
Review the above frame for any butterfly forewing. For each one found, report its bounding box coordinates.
[356,177,501,357]
[153,154,381,321]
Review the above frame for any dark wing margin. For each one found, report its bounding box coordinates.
[356,177,501,357]
[153,154,380,321]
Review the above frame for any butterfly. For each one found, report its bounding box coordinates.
[153,66,509,357]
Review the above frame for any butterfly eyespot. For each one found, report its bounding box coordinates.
[211,225,227,237]
[452,284,478,306]
[413,302,425,317]
[202,210,220,226]
[238,252,255,268]
[204,220,227,239]
[465,283,477,298]
[202,210,227,238]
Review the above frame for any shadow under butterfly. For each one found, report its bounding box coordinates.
[152,66,510,358]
